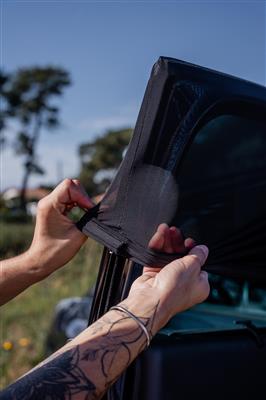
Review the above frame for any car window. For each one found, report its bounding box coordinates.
[176,112,266,244]
[171,110,266,281]
[161,110,266,334]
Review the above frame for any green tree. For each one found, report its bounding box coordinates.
[0,71,10,146]
[78,128,132,195]
[4,67,71,210]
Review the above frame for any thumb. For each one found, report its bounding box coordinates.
[180,244,209,273]
[187,245,209,265]
[162,244,209,277]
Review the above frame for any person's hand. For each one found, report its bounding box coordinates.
[127,223,209,334]
[148,222,195,254]
[27,179,94,278]
[145,222,196,274]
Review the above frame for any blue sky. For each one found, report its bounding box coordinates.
[1,0,266,189]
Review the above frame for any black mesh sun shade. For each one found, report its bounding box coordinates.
[77,57,266,281]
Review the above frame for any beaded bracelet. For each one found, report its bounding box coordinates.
[110,305,151,348]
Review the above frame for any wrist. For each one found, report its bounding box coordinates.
[120,290,170,336]
[23,248,53,281]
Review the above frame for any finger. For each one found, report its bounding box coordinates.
[157,223,169,235]
[158,223,175,252]
[54,179,94,211]
[163,226,174,253]
[184,237,196,250]
[141,268,160,278]
[148,223,168,250]
[69,179,95,210]
[71,179,89,198]
[148,231,165,251]
[169,226,186,253]
[143,266,162,274]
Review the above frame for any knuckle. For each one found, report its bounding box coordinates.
[37,197,48,212]
[62,178,72,189]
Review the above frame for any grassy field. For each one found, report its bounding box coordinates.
[0,221,34,258]
[0,222,102,389]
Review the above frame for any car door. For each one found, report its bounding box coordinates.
[78,57,266,399]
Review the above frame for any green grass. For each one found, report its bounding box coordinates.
[0,223,102,389]
[0,221,34,258]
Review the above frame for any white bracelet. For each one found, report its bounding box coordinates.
[110,305,151,348]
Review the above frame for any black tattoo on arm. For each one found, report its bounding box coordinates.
[0,347,95,400]
[0,303,159,400]
[82,315,143,381]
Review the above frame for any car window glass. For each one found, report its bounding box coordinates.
[165,112,266,333]
[176,113,266,246]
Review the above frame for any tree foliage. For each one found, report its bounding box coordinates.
[78,128,132,195]
[2,66,71,209]
[0,71,10,145]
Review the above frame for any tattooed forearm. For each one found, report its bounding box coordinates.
[0,347,95,400]
[0,302,159,400]
[82,315,143,380]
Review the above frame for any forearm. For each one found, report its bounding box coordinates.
[1,294,163,400]
[0,251,47,306]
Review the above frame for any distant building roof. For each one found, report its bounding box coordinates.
[24,188,51,201]
[2,187,51,201]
